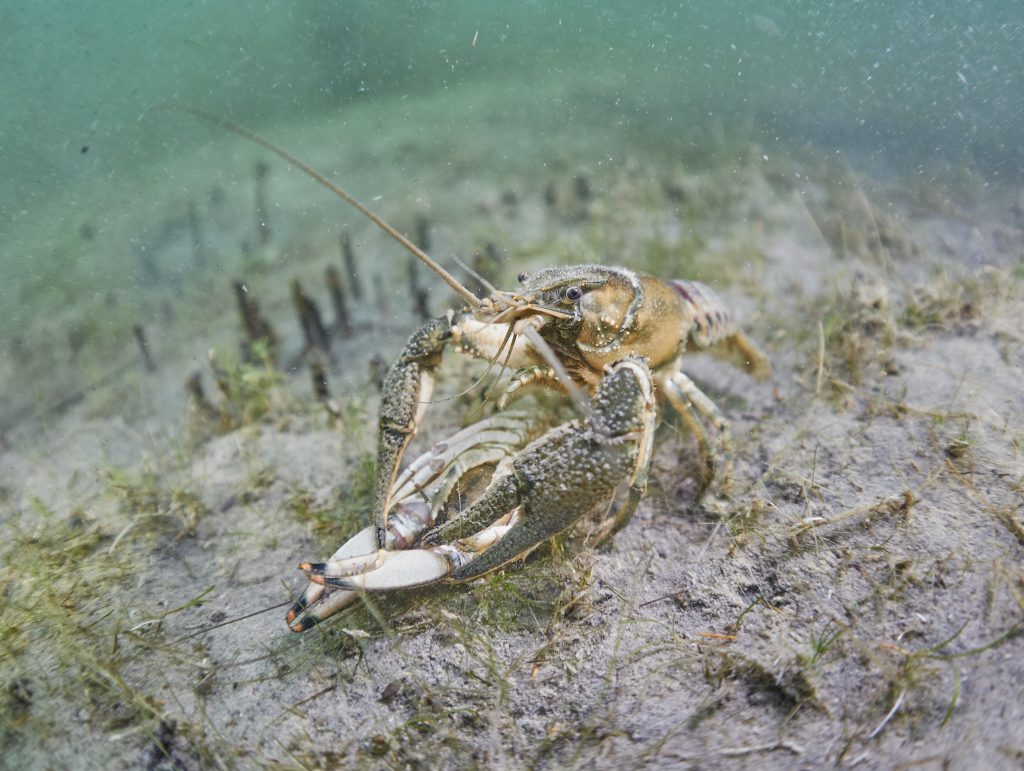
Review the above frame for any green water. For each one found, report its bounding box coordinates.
[1,0,1021,430]
[3,0,1021,213]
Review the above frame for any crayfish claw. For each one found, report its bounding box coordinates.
[326,549,453,592]
[300,550,389,585]
[285,588,360,632]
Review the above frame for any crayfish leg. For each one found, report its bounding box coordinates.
[659,367,735,497]
[374,315,452,546]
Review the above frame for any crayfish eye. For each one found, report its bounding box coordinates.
[517,271,529,283]
[565,286,583,302]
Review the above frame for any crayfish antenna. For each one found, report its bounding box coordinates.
[451,253,501,296]
[143,104,482,309]
[424,323,517,405]
[170,599,294,643]
[522,325,593,420]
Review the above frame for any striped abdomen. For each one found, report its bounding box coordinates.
[669,280,738,351]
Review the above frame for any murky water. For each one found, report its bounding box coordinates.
[4,2,1021,206]
[1,1,1021,430]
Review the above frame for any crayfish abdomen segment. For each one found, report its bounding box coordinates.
[670,279,771,379]
[670,279,738,349]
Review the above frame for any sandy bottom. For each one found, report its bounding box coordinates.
[2,82,1022,769]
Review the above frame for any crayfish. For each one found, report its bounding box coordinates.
[170,108,771,631]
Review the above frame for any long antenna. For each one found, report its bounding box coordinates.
[522,325,593,419]
[171,600,293,643]
[146,104,481,308]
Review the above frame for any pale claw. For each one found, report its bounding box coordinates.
[303,549,453,591]
[300,551,386,581]
[288,411,545,631]
[286,590,359,633]
[286,526,377,632]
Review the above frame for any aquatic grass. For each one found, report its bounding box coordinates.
[462,548,589,635]
[943,449,1024,547]
[282,588,533,767]
[901,267,1008,332]
[1,487,277,766]
[817,279,898,395]
[792,207,1019,414]
[793,267,1005,407]
[102,463,209,542]
[800,620,846,669]
[900,163,986,217]
[286,446,377,551]
[719,496,773,549]
[797,153,921,267]
[849,618,1024,752]
[205,344,292,429]
[0,505,160,759]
